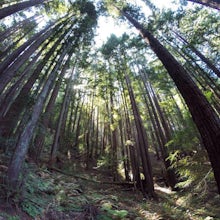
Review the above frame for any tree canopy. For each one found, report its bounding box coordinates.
[0,0,220,219]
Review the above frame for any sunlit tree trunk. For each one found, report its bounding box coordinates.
[0,22,54,79]
[0,28,53,87]
[125,73,155,197]
[50,70,72,166]
[173,31,220,78]
[34,64,66,162]
[0,0,47,20]
[122,10,220,193]
[0,15,38,42]
[7,49,69,188]
[119,118,130,181]
[0,29,67,144]
[187,0,220,10]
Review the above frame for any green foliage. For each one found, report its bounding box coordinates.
[0,213,20,220]
[166,112,200,152]
[97,154,112,169]
[160,201,188,220]
[204,90,213,102]
[20,167,54,218]
[21,200,43,218]
[100,202,128,219]
[167,150,213,190]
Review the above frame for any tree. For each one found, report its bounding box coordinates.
[0,0,48,20]
[173,31,220,78]
[6,0,98,189]
[186,0,220,10]
[33,59,67,162]
[116,7,220,194]
[50,67,73,165]
[125,73,155,197]
[7,49,69,188]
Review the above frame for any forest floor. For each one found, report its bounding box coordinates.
[0,157,220,220]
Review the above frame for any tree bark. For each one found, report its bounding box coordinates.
[0,50,42,118]
[125,73,155,197]
[7,49,68,188]
[187,0,220,10]
[174,31,220,78]
[0,28,53,93]
[33,63,67,162]
[0,21,54,78]
[50,65,73,165]
[0,15,39,42]
[0,0,48,20]
[122,10,220,194]
[0,28,67,141]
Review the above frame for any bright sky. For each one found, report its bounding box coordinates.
[94,0,193,46]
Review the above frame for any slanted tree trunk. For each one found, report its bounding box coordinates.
[0,0,48,20]
[0,28,53,94]
[163,36,220,113]
[0,22,54,77]
[173,31,220,78]
[125,73,155,197]
[7,49,69,188]
[0,50,42,117]
[50,66,73,165]
[162,34,220,97]
[187,0,220,10]
[34,63,67,162]
[122,10,220,194]
[0,30,67,142]
[0,15,38,42]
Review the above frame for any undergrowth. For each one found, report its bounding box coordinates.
[0,160,220,220]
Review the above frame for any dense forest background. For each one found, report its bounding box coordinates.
[0,0,220,219]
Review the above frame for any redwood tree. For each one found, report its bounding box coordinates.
[187,0,220,10]
[0,0,48,20]
[118,7,220,193]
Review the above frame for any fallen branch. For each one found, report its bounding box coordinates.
[48,167,97,182]
[49,167,134,186]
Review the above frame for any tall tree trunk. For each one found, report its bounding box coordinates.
[139,71,178,188]
[187,0,220,10]
[50,73,72,165]
[0,0,48,20]
[0,50,42,117]
[110,92,118,181]
[174,31,220,78]
[34,64,67,162]
[122,10,220,194]
[7,49,69,188]
[0,15,39,42]
[0,29,67,141]
[0,28,53,94]
[149,82,178,188]
[125,73,155,197]
[0,22,54,76]
[119,118,130,181]
[73,98,84,151]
